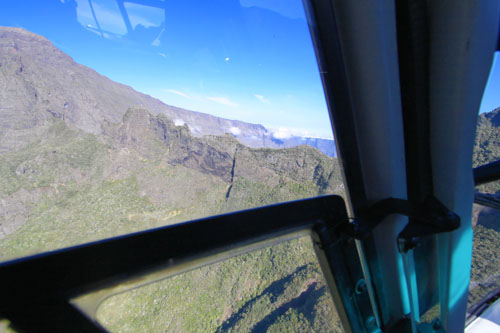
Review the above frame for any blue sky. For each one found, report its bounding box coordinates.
[0,0,334,139]
[1,0,498,140]
[480,53,500,114]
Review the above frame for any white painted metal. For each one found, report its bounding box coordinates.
[331,0,410,326]
[466,299,500,333]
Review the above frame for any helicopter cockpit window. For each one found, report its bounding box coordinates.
[0,0,343,261]
[0,0,348,331]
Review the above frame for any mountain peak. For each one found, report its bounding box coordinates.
[0,26,50,42]
[0,26,336,157]
[483,107,500,126]
[0,26,65,61]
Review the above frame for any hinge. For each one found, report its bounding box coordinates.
[339,196,460,252]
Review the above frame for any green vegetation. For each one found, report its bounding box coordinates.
[473,107,500,193]
[468,207,500,309]
[222,176,318,212]
[0,120,108,196]
[473,107,500,167]
[97,237,341,332]
[0,177,155,259]
[468,107,500,311]
[0,116,341,260]
[0,112,343,332]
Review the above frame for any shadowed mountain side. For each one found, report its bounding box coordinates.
[217,265,310,332]
[251,283,325,333]
[95,237,341,332]
[102,107,342,190]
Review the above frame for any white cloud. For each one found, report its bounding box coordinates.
[272,127,294,139]
[270,127,333,140]
[167,89,190,99]
[158,52,166,58]
[207,97,239,107]
[254,94,270,104]
[225,57,230,62]
[229,127,241,136]
[174,119,185,126]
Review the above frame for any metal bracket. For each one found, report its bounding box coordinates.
[339,196,460,252]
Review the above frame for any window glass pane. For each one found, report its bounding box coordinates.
[91,236,342,332]
[469,51,500,314]
[468,204,500,311]
[475,52,500,193]
[0,0,344,262]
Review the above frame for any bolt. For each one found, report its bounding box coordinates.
[355,279,367,295]
[365,316,380,332]
[432,319,442,331]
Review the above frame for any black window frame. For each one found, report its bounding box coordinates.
[0,195,376,332]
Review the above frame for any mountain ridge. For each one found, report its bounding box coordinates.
[0,26,335,157]
[0,26,344,251]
